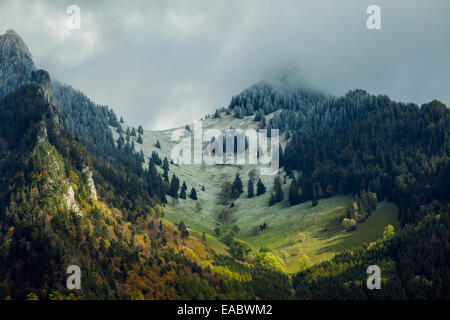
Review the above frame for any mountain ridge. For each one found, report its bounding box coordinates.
[0,29,448,300]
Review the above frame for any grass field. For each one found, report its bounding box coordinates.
[163,194,400,273]
[112,114,401,273]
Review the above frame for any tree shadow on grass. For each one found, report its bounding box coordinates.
[311,215,358,256]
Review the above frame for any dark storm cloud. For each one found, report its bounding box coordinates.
[1,0,449,129]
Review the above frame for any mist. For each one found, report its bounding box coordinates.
[1,0,449,129]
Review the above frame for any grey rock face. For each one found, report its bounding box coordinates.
[0,29,63,140]
[0,29,36,96]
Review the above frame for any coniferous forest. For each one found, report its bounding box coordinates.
[0,17,449,303]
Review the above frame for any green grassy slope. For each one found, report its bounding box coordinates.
[112,114,400,273]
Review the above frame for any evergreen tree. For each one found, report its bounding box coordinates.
[117,135,125,149]
[257,178,266,196]
[189,187,198,200]
[162,157,169,182]
[180,181,187,199]
[169,174,180,198]
[179,188,186,199]
[137,134,143,144]
[247,179,254,198]
[231,173,243,198]
[120,116,124,123]
[151,151,162,166]
[138,125,144,134]
[274,176,283,203]
[155,139,161,149]
[131,127,136,136]
[235,107,244,119]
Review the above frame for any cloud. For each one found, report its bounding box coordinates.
[1,0,449,129]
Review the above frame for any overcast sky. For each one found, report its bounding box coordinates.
[1,0,449,129]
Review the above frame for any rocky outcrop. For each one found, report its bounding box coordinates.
[0,29,35,96]
[31,69,64,137]
[83,167,98,201]
[1,30,63,142]
[64,185,81,215]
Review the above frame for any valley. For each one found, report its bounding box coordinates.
[1,27,448,300]
[113,113,400,273]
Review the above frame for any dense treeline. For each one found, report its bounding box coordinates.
[282,91,449,226]
[227,83,449,227]
[227,82,449,299]
[226,80,326,123]
[293,211,450,299]
[213,255,292,300]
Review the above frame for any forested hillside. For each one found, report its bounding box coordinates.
[0,76,294,300]
[0,30,292,300]
[0,29,448,300]
[221,82,449,298]
[225,83,449,226]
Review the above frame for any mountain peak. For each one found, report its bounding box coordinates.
[0,29,33,60]
[5,29,21,38]
[0,29,35,96]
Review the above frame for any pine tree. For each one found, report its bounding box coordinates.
[274,176,283,203]
[257,178,266,196]
[231,173,243,198]
[235,107,244,119]
[169,174,180,198]
[131,127,136,136]
[117,135,125,149]
[148,158,157,176]
[120,116,124,123]
[247,179,254,198]
[162,157,169,182]
[151,151,162,166]
[179,188,186,199]
[254,110,261,121]
[138,125,144,134]
[180,181,187,199]
[137,134,143,144]
[155,139,161,149]
[189,187,197,200]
